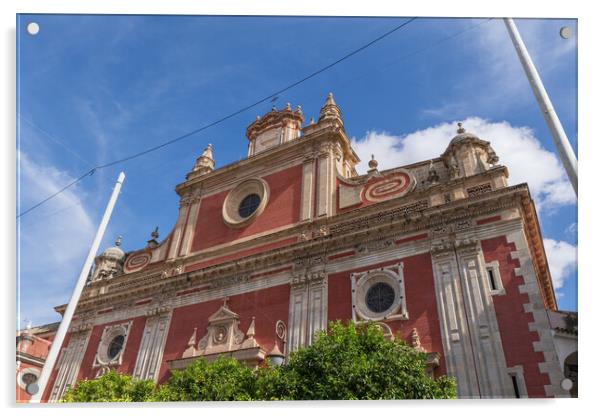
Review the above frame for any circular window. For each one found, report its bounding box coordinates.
[222,179,269,227]
[22,372,38,386]
[107,335,125,360]
[354,270,402,320]
[365,282,396,313]
[17,368,41,391]
[238,194,261,218]
[96,325,129,366]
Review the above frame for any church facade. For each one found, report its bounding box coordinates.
[41,93,568,400]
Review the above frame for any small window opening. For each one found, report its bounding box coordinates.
[487,268,497,291]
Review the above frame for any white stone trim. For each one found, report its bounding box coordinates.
[316,154,331,217]
[504,228,569,398]
[455,243,514,398]
[300,158,315,221]
[132,311,172,382]
[167,203,191,260]
[179,199,201,257]
[48,329,91,402]
[288,271,328,351]
[431,252,481,398]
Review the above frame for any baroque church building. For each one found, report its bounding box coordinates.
[39,93,569,400]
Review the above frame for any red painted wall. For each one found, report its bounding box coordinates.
[191,165,303,252]
[327,252,447,377]
[76,316,147,381]
[158,283,291,383]
[481,236,550,397]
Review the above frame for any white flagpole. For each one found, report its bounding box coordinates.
[29,171,125,403]
[504,18,578,194]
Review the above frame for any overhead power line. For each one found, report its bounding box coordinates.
[17,17,417,218]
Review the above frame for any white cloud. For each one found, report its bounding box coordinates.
[422,19,577,120]
[565,222,577,237]
[351,117,576,210]
[18,151,96,326]
[543,238,577,291]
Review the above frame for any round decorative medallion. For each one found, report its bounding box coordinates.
[124,251,152,272]
[213,326,228,344]
[222,179,269,228]
[363,171,415,203]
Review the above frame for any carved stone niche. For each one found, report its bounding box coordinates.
[168,304,266,370]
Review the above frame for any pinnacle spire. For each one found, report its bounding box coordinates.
[189,143,215,177]
[202,143,213,160]
[319,92,343,124]
[368,154,379,172]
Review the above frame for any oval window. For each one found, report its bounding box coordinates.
[107,334,125,360]
[238,194,261,218]
[22,372,38,386]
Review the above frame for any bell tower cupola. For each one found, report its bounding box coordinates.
[246,103,304,157]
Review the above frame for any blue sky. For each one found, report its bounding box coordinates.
[16,15,578,327]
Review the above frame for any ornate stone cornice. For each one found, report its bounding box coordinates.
[70,183,532,315]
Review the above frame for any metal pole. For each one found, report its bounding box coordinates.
[503,18,578,194]
[28,171,125,403]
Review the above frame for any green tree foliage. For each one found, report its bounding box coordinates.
[153,355,256,401]
[61,321,455,402]
[256,321,456,400]
[61,370,155,402]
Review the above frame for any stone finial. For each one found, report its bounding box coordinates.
[202,143,213,159]
[147,227,160,248]
[318,92,343,125]
[182,327,198,358]
[457,122,465,134]
[368,154,379,172]
[295,105,302,114]
[309,117,315,125]
[285,102,292,111]
[268,341,283,358]
[246,316,256,338]
[271,104,277,111]
[115,235,123,247]
[411,328,426,352]
[242,317,259,349]
[190,143,215,177]
[188,327,197,347]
